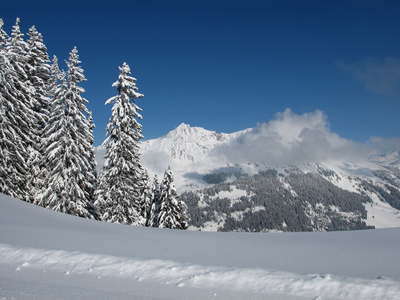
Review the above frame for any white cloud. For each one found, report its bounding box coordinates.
[212,108,366,166]
[365,136,400,154]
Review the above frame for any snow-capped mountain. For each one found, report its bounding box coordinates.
[134,123,400,231]
[141,123,248,163]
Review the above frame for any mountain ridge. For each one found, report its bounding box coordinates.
[141,122,250,162]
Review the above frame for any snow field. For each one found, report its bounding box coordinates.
[1,243,399,300]
[1,194,400,299]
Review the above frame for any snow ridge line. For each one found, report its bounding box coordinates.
[1,243,399,300]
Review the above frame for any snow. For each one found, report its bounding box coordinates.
[209,186,248,200]
[1,194,400,299]
[279,176,299,197]
[365,193,400,228]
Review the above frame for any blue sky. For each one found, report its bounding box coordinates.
[3,0,400,146]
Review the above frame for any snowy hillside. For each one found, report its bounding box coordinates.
[1,193,400,300]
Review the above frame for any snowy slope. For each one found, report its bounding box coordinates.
[1,193,400,300]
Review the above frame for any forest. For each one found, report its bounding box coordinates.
[182,168,374,232]
[0,18,188,229]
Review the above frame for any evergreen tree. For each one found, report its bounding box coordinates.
[87,111,97,204]
[48,55,62,98]
[26,25,51,201]
[35,56,62,190]
[0,19,7,48]
[0,19,30,199]
[148,175,161,227]
[139,169,153,224]
[95,62,144,225]
[26,25,50,119]
[1,18,37,201]
[6,18,29,82]
[158,167,189,230]
[36,48,96,218]
[65,47,97,212]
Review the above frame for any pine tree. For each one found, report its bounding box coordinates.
[35,56,61,191]
[0,19,7,48]
[37,48,96,218]
[48,55,62,98]
[25,25,51,201]
[0,19,30,199]
[87,111,97,206]
[139,169,152,225]
[1,18,37,201]
[6,18,29,83]
[158,167,189,230]
[26,25,50,119]
[65,47,97,211]
[95,62,145,225]
[148,175,161,227]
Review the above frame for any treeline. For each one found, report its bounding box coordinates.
[0,18,188,229]
[181,169,374,232]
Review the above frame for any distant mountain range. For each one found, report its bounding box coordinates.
[96,123,400,232]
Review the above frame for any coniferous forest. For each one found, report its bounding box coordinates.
[0,18,189,230]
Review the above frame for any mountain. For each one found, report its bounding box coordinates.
[141,122,248,164]
[136,123,400,232]
[96,123,400,232]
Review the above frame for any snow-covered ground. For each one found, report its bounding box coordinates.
[1,194,400,299]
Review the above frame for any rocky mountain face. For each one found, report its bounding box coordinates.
[136,123,400,232]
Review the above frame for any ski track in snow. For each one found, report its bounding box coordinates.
[1,243,399,300]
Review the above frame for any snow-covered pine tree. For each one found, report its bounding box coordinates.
[35,56,62,192]
[65,47,97,214]
[1,18,39,201]
[48,56,62,98]
[95,62,144,225]
[0,19,30,199]
[36,48,96,218]
[87,111,97,203]
[25,25,51,201]
[6,18,29,82]
[158,167,189,230]
[0,19,7,48]
[148,174,161,227]
[26,25,50,120]
[139,169,152,225]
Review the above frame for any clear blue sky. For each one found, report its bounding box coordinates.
[3,0,400,146]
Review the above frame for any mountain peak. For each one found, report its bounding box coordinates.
[173,122,195,135]
[176,122,191,129]
[165,123,216,140]
[141,123,238,164]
